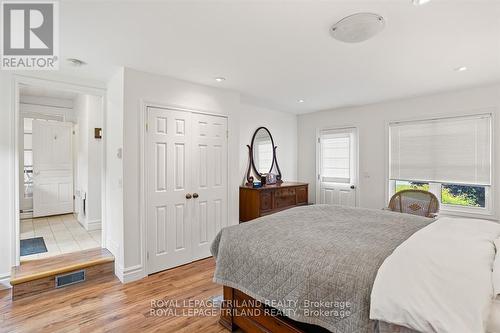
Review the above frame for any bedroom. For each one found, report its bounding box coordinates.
[0,1,499,333]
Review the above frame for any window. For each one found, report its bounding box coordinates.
[320,131,352,183]
[395,180,429,192]
[23,119,33,199]
[441,184,485,208]
[389,114,492,216]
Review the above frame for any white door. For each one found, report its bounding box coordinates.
[146,107,228,274]
[317,128,357,206]
[147,107,193,273]
[191,113,228,260]
[32,120,74,217]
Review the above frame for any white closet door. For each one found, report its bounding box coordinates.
[191,114,228,260]
[147,107,193,274]
[32,120,74,217]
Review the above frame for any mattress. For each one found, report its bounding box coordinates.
[379,296,500,333]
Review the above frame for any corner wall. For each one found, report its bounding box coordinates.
[0,72,13,287]
[297,84,500,219]
[118,67,298,282]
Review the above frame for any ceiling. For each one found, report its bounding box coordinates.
[58,0,500,114]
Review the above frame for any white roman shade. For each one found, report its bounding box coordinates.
[320,130,352,183]
[390,114,492,185]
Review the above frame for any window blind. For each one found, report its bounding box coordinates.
[320,132,351,183]
[389,114,491,185]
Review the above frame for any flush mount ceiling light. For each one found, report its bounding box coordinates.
[455,66,468,72]
[66,58,86,66]
[331,13,385,43]
[297,99,305,103]
[215,77,226,82]
[412,0,431,5]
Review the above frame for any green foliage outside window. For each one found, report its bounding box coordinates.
[395,181,485,208]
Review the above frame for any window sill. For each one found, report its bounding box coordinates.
[437,208,497,222]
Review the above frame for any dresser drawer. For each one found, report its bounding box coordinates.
[296,186,308,204]
[239,183,308,222]
[275,188,296,208]
[260,191,273,212]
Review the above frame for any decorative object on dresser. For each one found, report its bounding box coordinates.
[245,127,282,185]
[239,182,308,222]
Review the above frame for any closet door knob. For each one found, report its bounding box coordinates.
[193,193,199,198]
[185,193,192,199]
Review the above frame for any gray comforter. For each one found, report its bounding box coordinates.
[211,204,433,333]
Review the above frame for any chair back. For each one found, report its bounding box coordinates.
[388,189,439,218]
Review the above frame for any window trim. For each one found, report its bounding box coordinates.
[385,111,495,219]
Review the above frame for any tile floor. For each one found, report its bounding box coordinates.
[20,214,101,261]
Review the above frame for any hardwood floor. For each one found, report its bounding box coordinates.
[0,258,227,333]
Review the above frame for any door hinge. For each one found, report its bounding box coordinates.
[318,174,320,180]
[317,137,320,143]
[145,123,149,132]
[73,130,76,135]
[147,251,149,260]
[226,130,229,139]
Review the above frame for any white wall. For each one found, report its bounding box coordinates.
[239,104,297,184]
[0,72,13,287]
[298,84,500,219]
[74,94,103,230]
[105,69,125,277]
[115,67,297,282]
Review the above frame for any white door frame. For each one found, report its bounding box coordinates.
[139,101,230,275]
[315,126,360,206]
[11,75,107,267]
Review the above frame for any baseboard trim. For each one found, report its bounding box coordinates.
[0,274,11,290]
[115,264,146,284]
[77,217,101,231]
[86,219,101,231]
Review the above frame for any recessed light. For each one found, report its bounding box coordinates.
[455,66,468,72]
[66,58,86,66]
[297,99,305,103]
[412,0,431,5]
[215,77,226,82]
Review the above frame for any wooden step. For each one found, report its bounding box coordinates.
[10,248,114,300]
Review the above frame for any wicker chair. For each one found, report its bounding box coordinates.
[388,189,439,218]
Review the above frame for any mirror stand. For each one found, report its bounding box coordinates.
[245,144,255,186]
[245,144,283,186]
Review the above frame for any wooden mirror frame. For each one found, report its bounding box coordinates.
[246,127,282,185]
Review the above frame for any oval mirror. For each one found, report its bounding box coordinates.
[251,127,275,176]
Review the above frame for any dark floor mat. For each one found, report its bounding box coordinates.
[20,237,48,256]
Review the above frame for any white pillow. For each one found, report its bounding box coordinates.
[494,238,500,296]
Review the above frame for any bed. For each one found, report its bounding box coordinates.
[211,205,500,333]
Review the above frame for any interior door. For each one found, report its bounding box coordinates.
[146,107,193,274]
[317,128,357,206]
[191,113,228,260]
[32,120,74,217]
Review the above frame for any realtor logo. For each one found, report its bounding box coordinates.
[1,1,59,70]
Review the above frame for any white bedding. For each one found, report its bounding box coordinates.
[370,217,500,333]
[493,238,500,295]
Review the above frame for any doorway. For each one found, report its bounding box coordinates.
[316,127,358,206]
[145,106,228,274]
[15,81,105,263]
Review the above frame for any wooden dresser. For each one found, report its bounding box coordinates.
[239,182,309,222]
